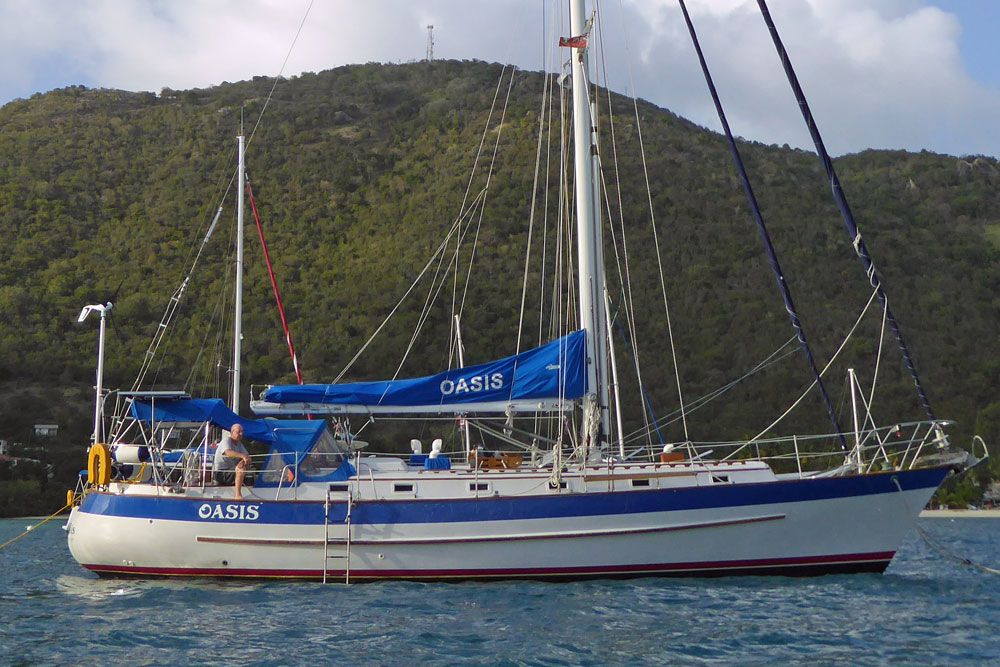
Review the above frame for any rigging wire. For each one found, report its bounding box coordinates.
[676,0,847,450]
[245,0,316,150]
[183,260,234,395]
[552,64,574,345]
[392,195,484,383]
[334,62,522,391]
[514,50,563,432]
[725,287,882,460]
[169,203,239,398]
[120,0,295,397]
[126,178,231,397]
[621,335,799,445]
[108,0,316,429]
[331,203,475,384]
[858,285,891,438]
[457,66,519,327]
[610,308,665,446]
[754,0,936,424]
[515,55,557,358]
[592,2,655,452]
[182,1,316,399]
[609,0,693,447]
[445,66,521,366]
[246,178,303,385]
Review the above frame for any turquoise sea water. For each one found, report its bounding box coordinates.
[1,517,998,665]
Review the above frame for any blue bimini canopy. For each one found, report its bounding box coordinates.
[130,397,351,487]
[256,329,588,416]
[131,398,276,442]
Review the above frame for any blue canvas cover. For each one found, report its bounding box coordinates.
[255,423,356,488]
[424,456,451,470]
[131,398,276,443]
[264,329,588,411]
[130,398,351,486]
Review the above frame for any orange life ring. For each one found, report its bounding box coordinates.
[87,443,112,487]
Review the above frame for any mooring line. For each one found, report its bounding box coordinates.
[0,501,73,551]
[892,477,1000,575]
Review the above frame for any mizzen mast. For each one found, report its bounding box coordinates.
[232,133,245,413]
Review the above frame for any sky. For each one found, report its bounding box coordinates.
[0,0,997,158]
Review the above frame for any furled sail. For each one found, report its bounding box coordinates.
[252,330,588,415]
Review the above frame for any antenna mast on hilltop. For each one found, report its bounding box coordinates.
[426,25,434,61]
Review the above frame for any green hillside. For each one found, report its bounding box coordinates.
[1,60,998,514]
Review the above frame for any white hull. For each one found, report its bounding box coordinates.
[66,463,948,580]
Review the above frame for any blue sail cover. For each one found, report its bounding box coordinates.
[262,329,588,413]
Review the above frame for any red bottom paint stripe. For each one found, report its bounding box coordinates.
[84,551,895,580]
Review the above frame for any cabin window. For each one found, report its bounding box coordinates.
[711,474,731,484]
[548,480,567,490]
[631,478,651,487]
[393,483,414,493]
[469,482,489,492]
[328,483,349,493]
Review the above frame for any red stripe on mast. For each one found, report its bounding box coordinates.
[245,179,304,386]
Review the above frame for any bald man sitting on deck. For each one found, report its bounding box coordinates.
[213,423,252,500]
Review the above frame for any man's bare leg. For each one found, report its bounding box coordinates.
[234,460,246,500]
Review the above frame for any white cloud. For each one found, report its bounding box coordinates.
[611,0,1000,156]
[0,0,996,157]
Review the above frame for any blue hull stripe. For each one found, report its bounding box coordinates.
[79,466,949,526]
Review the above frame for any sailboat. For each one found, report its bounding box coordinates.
[66,0,982,581]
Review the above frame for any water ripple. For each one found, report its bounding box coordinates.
[1,518,998,664]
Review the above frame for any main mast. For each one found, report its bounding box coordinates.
[569,0,611,449]
[231,133,245,413]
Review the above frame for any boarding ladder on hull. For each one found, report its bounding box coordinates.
[323,487,353,584]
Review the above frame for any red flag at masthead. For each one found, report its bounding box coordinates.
[559,35,588,49]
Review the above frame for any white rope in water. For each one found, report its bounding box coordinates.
[915,521,1000,575]
[892,477,1000,576]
